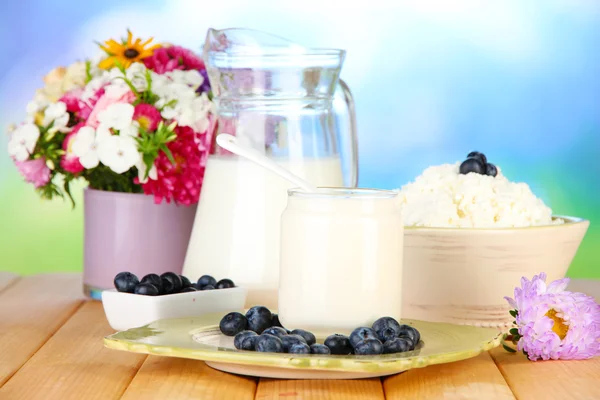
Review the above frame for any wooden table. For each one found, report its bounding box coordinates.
[0,273,598,400]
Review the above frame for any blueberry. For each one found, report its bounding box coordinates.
[134,283,159,296]
[290,329,316,346]
[245,306,272,334]
[271,313,284,329]
[255,334,283,353]
[216,278,235,289]
[180,286,197,293]
[140,274,163,294]
[241,335,258,351]
[114,272,139,293]
[219,312,248,336]
[289,343,311,354]
[398,325,421,347]
[201,285,215,290]
[349,327,378,349]
[383,337,413,354]
[324,334,353,355]
[161,272,183,294]
[459,158,486,175]
[180,275,193,289]
[485,163,498,177]
[197,275,217,289]
[372,317,402,343]
[262,327,288,338]
[467,151,487,165]
[234,330,258,350]
[310,344,331,355]
[354,338,384,355]
[281,334,307,352]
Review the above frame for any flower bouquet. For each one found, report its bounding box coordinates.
[7,30,215,207]
[7,30,218,297]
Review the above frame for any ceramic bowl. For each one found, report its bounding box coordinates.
[401,216,589,328]
[101,287,248,331]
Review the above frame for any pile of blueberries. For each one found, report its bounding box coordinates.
[459,151,498,177]
[220,306,421,355]
[113,272,235,296]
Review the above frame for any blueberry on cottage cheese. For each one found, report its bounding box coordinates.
[255,334,283,353]
[234,330,258,350]
[349,327,378,349]
[290,329,316,346]
[219,312,248,336]
[372,317,402,343]
[354,338,384,355]
[310,344,331,354]
[114,272,139,293]
[324,334,353,355]
[197,275,217,289]
[466,151,487,165]
[262,326,288,338]
[245,306,272,334]
[485,163,498,177]
[459,158,486,175]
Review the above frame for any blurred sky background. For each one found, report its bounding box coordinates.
[0,0,599,277]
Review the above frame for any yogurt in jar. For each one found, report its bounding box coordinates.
[278,188,403,335]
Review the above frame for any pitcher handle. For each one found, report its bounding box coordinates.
[337,79,359,187]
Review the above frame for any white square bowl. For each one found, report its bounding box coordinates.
[101,287,248,331]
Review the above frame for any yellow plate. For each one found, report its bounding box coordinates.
[104,312,502,379]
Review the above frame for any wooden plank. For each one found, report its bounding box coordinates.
[568,279,600,302]
[0,273,84,387]
[0,301,146,400]
[121,358,257,400]
[383,352,515,400]
[255,378,385,400]
[490,347,600,400]
[0,272,18,292]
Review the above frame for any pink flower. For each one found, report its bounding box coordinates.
[143,45,205,74]
[136,125,209,205]
[14,158,51,188]
[505,273,600,361]
[133,104,162,132]
[87,89,136,129]
[59,88,83,114]
[60,123,85,174]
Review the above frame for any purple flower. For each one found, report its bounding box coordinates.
[505,273,600,361]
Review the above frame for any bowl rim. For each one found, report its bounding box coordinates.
[404,215,588,232]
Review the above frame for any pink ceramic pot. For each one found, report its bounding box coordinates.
[83,189,197,299]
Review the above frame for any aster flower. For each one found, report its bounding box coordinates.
[14,158,51,188]
[133,104,162,132]
[8,123,40,161]
[60,124,85,174]
[504,273,600,361]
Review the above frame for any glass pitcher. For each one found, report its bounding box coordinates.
[182,28,359,308]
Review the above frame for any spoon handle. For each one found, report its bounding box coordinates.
[216,134,319,193]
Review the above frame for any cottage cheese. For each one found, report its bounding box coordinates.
[398,162,562,228]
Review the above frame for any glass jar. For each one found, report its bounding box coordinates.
[278,188,403,334]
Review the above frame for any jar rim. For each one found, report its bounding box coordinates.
[287,187,398,199]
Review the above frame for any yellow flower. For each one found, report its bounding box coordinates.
[98,30,161,70]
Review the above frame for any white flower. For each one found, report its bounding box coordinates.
[126,62,149,91]
[136,159,157,183]
[97,135,140,174]
[97,103,135,131]
[166,69,204,88]
[162,92,212,133]
[72,126,100,168]
[42,102,70,132]
[7,123,40,161]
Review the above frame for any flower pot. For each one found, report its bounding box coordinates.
[83,188,197,299]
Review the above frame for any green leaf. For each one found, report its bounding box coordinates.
[160,144,176,165]
[502,343,517,353]
[63,177,76,209]
[85,60,93,83]
[509,310,518,318]
[509,328,519,336]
